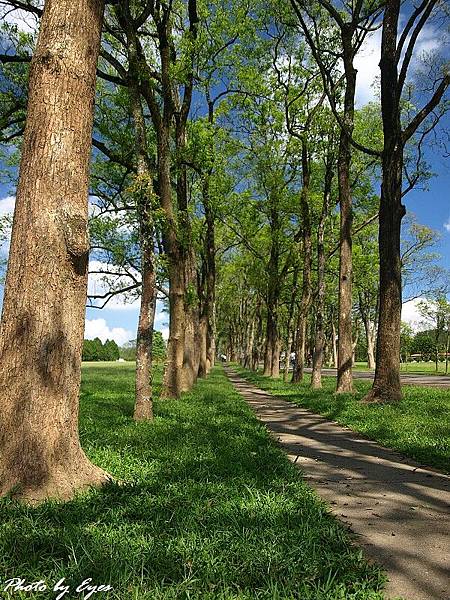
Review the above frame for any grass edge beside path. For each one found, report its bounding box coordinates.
[232,365,450,474]
[0,364,386,600]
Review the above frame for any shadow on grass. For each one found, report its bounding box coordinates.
[0,367,384,600]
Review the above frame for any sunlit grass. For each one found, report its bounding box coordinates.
[0,364,385,599]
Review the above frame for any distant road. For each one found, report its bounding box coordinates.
[304,368,450,389]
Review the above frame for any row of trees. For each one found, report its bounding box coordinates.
[0,0,448,502]
[82,338,120,362]
[400,298,450,372]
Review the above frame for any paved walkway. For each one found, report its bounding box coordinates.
[225,369,450,600]
[304,368,450,388]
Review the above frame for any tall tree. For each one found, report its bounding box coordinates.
[0,0,107,502]
[364,0,450,402]
[291,0,383,392]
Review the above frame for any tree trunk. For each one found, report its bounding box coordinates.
[264,205,280,377]
[445,331,449,374]
[332,320,338,368]
[363,1,405,403]
[271,339,281,378]
[0,0,107,503]
[160,123,185,398]
[366,323,376,370]
[197,252,207,378]
[283,266,299,382]
[182,249,200,391]
[117,2,157,419]
[203,177,216,374]
[292,142,312,383]
[365,153,404,402]
[336,32,356,394]
[311,158,332,389]
[352,325,359,366]
[129,78,156,421]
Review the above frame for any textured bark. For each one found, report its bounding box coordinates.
[115,1,157,419]
[176,123,196,391]
[197,172,216,378]
[364,0,404,403]
[182,249,200,392]
[336,30,356,394]
[311,163,332,389]
[244,315,256,369]
[365,151,404,402]
[136,1,199,399]
[204,100,217,374]
[292,143,312,383]
[364,0,449,401]
[0,0,107,503]
[332,320,338,368]
[160,123,185,398]
[204,185,216,374]
[366,323,376,370]
[130,86,156,422]
[263,195,281,378]
[283,267,299,382]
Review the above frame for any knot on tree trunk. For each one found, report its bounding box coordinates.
[59,212,90,258]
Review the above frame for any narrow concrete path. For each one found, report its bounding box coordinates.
[225,369,450,600]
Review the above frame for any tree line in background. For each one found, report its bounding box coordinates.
[119,332,167,362]
[0,0,449,502]
[82,338,120,362]
[82,332,166,362]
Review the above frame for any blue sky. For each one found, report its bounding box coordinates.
[0,10,449,340]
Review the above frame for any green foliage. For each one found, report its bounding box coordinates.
[119,331,166,362]
[410,331,436,361]
[83,338,120,362]
[0,364,385,599]
[400,322,415,360]
[119,340,137,361]
[152,331,166,361]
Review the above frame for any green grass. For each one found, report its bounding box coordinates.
[0,364,385,599]
[353,361,450,376]
[233,366,450,474]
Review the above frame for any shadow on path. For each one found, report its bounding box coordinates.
[225,368,450,600]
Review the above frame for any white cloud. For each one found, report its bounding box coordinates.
[402,298,433,332]
[0,196,15,216]
[414,24,440,56]
[160,327,169,341]
[84,318,133,346]
[354,23,442,108]
[444,218,450,232]
[355,30,381,106]
[1,7,40,33]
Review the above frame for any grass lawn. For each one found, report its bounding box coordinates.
[0,364,385,599]
[353,361,450,376]
[233,366,450,474]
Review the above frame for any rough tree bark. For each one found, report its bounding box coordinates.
[263,196,281,377]
[0,0,107,503]
[292,142,312,383]
[159,123,186,398]
[311,157,333,389]
[363,0,449,401]
[136,0,199,399]
[130,87,156,421]
[336,28,356,394]
[115,1,157,420]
